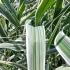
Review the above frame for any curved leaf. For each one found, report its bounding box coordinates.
[54,31,70,65]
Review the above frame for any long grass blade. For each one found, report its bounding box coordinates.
[17,1,25,20]
[0,43,24,52]
[35,0,54,25]
[26,24,46,70]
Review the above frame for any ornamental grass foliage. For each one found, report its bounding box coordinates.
[0,0,70,70]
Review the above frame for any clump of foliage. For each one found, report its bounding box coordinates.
[0,0,70,70]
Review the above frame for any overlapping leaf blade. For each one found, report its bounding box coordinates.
[0,4,19,28]
[17,1,25,20]
[54,31,70,65]
[0,43,25,52]
[1,0,17,17]
[0,0,20,28]
[35,0,54,25]
[0,16,9,41]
